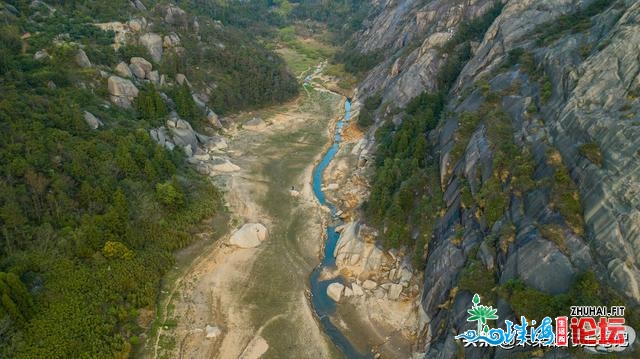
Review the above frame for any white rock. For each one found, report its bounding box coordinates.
[205,325,221,338]
[192,152,210,161]
[115,61,133,78]
[183,144,192,158]
[108,76,139,108]
[34,49,49,61]
[147,70,160,84]
[362,280,377,290]
[83,111,103,130]
[164,4,187,25]
[139,33,163,62]
[327,282,344,302]
[163,33,181,48]
[176,73,189,86]
[127,17,147,31]
[207,110,222,128]
[129,63,145,79]
[75,49,91,68]
[373,288,386,299]
[352,283,365,296]
[343,286,354,297]
[229,223,268,248]
[326,183,339,190]
[204,136,228,151]
[130,56,152,75]
[388,283,403,300]
[289,190,300,197]
[131,0,146,11]
[400,268,413,282]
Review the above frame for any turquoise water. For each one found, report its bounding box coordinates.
[309,100,371,359]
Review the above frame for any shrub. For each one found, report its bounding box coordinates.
[579,142,603,166]
[459,258,496,302]
[356,93,383,129]
[538,223,566,252]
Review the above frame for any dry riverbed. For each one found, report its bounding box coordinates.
[145,86,345,359]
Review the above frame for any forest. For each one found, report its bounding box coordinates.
[363,1,505,264]
[0,0,329,356]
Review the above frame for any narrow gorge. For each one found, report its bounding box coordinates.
[0,0,639,358]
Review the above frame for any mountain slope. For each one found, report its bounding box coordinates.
[0,1,300,357]
[344,0,640,357]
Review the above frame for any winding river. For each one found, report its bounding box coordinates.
[309,100,373,359]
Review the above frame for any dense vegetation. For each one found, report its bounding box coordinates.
[363,2,505,265]
[356,92,382,129]
[0,0,320,356]
[0,29,226,356]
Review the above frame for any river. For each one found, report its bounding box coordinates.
[309,99,373,359]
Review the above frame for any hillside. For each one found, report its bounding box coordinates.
[331,0,640,357]
[0,0,301,357]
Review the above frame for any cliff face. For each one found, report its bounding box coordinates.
[351,0,640,357]
[356,0,494,106]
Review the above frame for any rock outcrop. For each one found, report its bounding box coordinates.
[130,57,152,77]
[327,282,345,302]
[342,0,640,358]
[115,61,133,78]
[107,76,138,108]
[74,49,91,68]
[83,111,103,130]
[333,221,384,278]
[166,112,198,152]
[164,4,187,26]
[139,33,162,62]
[229,223,268,248]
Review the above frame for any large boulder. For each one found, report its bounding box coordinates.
[229,223,268,248]
[139,33,162,62]
[351,283,365,296]
[147,70,160,85]
[327,282,345,302]
[150,127,175,150]
[83,111,103,130]
[166,112,198,151]
[205,325,221,339]
[175,73,189,86]
[131,0,146,11]
[362,279,377,290]
[164,4,187,26]
[127,17,147,31]
[74,49,91,68]
[128,63,145,79]
[115,61,133,78]
[163,33,181,48]
[130,57,152,75]
[108,76,139,108]
[387,283,403,300]
[333,221,385,276]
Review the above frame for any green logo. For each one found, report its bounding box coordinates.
[466,293,499,335]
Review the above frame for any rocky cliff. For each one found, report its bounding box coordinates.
[346,0,640,357]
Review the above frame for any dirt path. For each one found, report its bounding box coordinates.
[147,86,344,359]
